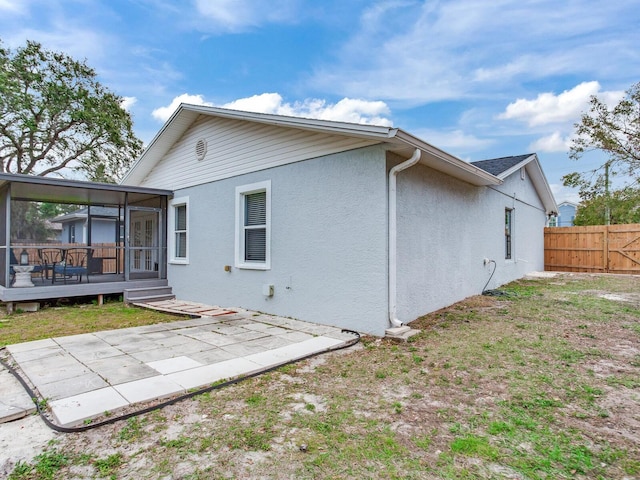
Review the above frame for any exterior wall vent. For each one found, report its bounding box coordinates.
[195,139,207,161]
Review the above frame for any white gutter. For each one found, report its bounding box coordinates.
[388,148,421,328]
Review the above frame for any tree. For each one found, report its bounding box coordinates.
[563,82,640,225]
[573,187,640,226]
[0,39,143,182]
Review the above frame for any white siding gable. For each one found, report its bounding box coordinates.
[139,115,381,190]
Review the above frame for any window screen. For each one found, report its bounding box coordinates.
[175,204,187,258]
[505,208,513,260]
[244,192,266,262]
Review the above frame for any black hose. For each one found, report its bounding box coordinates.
[481,260,496,294]
[0,328,360,433]
[481,260,511,297]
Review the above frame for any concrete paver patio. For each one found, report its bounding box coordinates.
[0,300,357,427]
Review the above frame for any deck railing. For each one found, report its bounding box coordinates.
[7,242,125,286]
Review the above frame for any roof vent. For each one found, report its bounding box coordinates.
[195,138,207,161]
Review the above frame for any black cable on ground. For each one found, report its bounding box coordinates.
[0,329,360,433]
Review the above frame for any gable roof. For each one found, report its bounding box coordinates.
[121,104,556,214]
[122,104,499,188]
[471,154,533,177]
[473,153,557,215]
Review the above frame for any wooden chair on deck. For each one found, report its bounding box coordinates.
[38,248,64,283]
[53,248,90,284]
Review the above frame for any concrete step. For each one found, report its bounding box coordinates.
[124,286,174,303]
[127,294,176,303]
[385,326,421,342]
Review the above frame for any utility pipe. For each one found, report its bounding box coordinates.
[388,148,421,328]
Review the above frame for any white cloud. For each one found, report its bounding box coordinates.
[193,0,299,32]
[3,25,112,65]
[120,96,137,111]
[310,1,639,104]
[412,128,494,153]
[0,0,25,13]
[499,81,625,127]
[152,92,393,126]
[550,183,581,204]
[151,93,212,121]
[221,93,286,114]
[529,132,572,153]
[222,93,393,125]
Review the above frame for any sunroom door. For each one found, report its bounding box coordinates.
[128,207,160,279]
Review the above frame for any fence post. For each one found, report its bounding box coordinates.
[604,226,609,273]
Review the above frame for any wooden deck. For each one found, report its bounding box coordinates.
[0,274,169,303]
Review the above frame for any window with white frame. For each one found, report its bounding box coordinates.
[169,197,189,263]
[505,208,513,260]
[236,181,270,269]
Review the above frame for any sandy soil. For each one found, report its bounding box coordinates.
[1,273,639,479]
[0,412,58,476]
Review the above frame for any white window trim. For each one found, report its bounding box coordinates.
[169,196,189,264]
[235,180,271,270]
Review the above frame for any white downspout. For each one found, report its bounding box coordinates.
[388,148,421,328]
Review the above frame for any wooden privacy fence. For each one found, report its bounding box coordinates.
[544,224,640,274]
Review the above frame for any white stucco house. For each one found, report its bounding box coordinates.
[551,201,579,227]
[121,104,557,336]
[52,206,124,244]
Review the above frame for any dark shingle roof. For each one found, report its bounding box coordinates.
[471,154,534,176]
[52,206,122,223]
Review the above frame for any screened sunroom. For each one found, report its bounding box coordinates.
[0,173,172,309]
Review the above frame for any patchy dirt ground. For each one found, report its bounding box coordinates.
[2,273,639,479]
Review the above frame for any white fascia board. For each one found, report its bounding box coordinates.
[524,155,558,215]
[392,130,502,186]
[494,154,536,180]
[174,104,399,139]
[120,105,200,185]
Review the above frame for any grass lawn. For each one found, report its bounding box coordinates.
[3,273,640,479]
[0,298,182,347]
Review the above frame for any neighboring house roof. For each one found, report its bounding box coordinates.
[122,104,557,214]
[52,206,122,223]
[45,220,62,231]
[558,201,579,208]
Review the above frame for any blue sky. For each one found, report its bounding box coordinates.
[1,0,638,202]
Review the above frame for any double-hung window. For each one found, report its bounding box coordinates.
[236,181,271,269]
[505,208,513,260]
[169,197,189,263]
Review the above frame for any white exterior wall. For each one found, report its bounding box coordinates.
[59,219,116,243]
[167,146,390,335]
[395,157,547,324]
